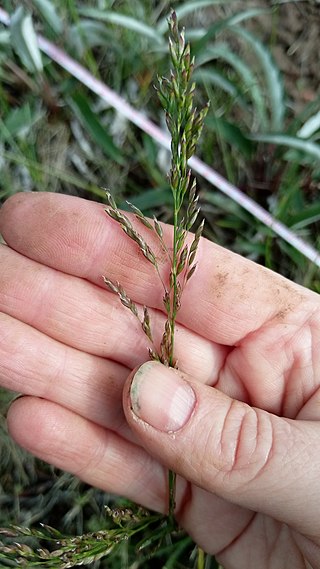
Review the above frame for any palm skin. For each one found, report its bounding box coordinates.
[0,192,320,568]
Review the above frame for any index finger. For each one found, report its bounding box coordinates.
[0,192,316,345]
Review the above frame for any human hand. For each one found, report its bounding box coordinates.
[1,192,320,568]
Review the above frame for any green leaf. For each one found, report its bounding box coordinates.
[120,187,173,212]
[290,96,320,135]
[194,68,248,109]
[10,7,43,73]
[289,203,320,230]
[250,133,320,160]
[297,110,320,139]
[231,26,285,132]
[68,21,114,54]
[203,191,253,223]
[70,93,125,165]
[3,148,104,195]
[0,103,43,141]
[278,239,310,269]
[157,0,237,34]
[192,8,269,56]
[197,43,268,129]
[206,116,254,157]
[31,0,63,35]
[78,8,164,44]
[0,30,10,45]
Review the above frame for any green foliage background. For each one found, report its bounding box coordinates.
[0,1,319,567]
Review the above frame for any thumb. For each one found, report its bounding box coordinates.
[124,361,320,538]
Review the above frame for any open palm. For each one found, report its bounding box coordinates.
[1,192,320,568]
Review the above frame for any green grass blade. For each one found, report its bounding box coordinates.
[2,149,103,193]
[250,133,320,160]
[297,110,320,139]
[0,103,43,140]
[0,30,10,45]
[10,6,43,73]
[231,26,285,132]
[203,190,253,223]
[289,203,320,230]
[205,116,254,157]
[197,43,268,129]
[78,8,164,44]
[192,8,269,56]
[120,187,173,211]
[68,20,114,54]
[194,67,248,110]
[70,92,125,165]
[31,0,63,35]
[157,0,237,33]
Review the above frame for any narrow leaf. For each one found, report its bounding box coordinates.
[1,103,42,141]
[232,26,285,131]
[79,8,164,45]
[289,203,320,230]
[206,116,254,158]
[194,68,248,110]
[10,7,43,73]
[32,0,63,35]
[70,93,125,165]
[197,43,268,129]
[192,8,269,57]
[157,1,237,34]
[249,133,320,160]
[120,187,173,211]
[297,110,320,139]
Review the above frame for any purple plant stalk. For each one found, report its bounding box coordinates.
[0,6,319,268]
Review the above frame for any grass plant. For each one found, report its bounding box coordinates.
[103,9,208,521]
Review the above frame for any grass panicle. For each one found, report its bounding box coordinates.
[103,10,209,520]
[0,508,163,568]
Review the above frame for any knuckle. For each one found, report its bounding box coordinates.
[196,401,280,493]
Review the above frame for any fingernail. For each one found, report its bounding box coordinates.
[130,362,196,433]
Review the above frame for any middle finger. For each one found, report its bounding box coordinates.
[0,311,133,440]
